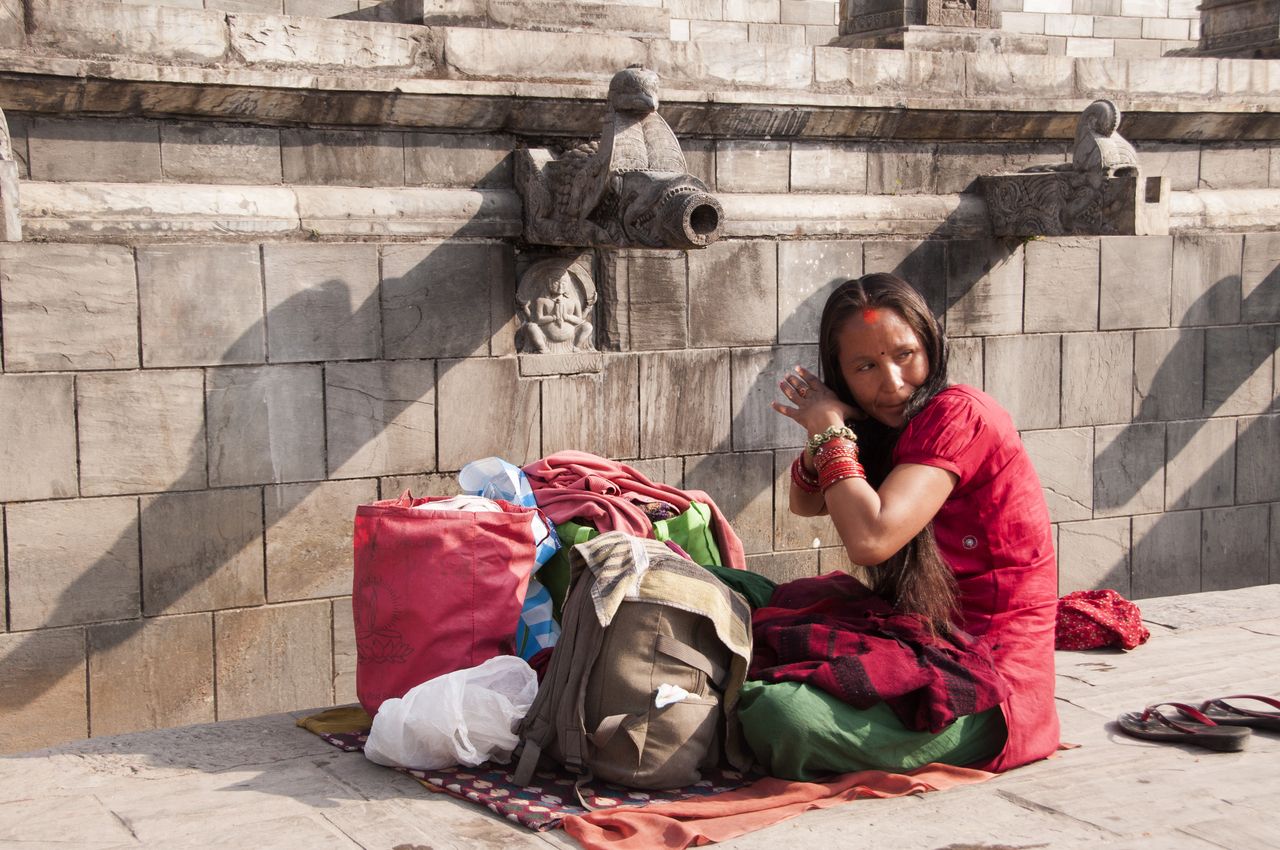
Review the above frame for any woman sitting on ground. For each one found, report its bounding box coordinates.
[742,272,1059,777]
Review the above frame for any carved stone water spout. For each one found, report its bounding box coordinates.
[978,100,1169,238]
[516,66,724,251]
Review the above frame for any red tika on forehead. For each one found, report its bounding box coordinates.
[861,307,879,324]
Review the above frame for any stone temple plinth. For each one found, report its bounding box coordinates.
[836,0,1011,50]
[1198,0,1280,58]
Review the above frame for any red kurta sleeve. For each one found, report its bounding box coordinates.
[893,387,993,488]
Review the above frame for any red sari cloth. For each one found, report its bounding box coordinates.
[521,450,747,569]
[893,385,1061,771]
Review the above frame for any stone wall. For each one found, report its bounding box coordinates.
[10,0,1234,56]
[997,0,1201,56]
[1,1,1278,754]
[667,0,840,44]
[89,0,386,14]
[667,0,1203,53]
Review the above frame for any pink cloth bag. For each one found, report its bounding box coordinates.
[352,493,540,715]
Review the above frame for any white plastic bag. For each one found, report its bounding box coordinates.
[363,655,538,770]
[458,456,535,505]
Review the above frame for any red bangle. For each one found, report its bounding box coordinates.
[814,438,866,490]
[815,436,855,454]
[820,465,867,491]
[815,445,857,465]
[791,454,820,494]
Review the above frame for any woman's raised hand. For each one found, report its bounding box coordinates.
[771,365,858,435]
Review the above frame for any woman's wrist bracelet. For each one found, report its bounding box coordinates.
[806,424,857,457]
[814,435,866,490]
[790,454,820,494]
[814,438,857,462]
[819,465,867,491]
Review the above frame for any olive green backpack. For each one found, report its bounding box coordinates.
[513,531,752,791]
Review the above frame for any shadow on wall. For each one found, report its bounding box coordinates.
[1,170,512,727]
[726,227,1277,598]
[6,199,1276,740]
[1088,268,1279,595]
[4,189,995,727]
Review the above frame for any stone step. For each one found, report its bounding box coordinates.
[4,4,1280,152]
[342,0,670,39]
[16,180,1280,240]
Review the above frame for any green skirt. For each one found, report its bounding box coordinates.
[737,679,1006,781]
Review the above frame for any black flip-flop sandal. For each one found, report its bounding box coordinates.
[1186,694,1280,732]
[1117,702,1251,752]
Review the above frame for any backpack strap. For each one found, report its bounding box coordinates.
[588,713,631,750]
[512,738,543,786]
[572,769,599,811]
[656,633,728,690]
[556,624,605,773]
[512,565,605,786]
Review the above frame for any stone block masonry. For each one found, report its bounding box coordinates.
[141,489,265,616]
[0,244,138,372]
[1,227,1276,752]
[1,14,1279,752]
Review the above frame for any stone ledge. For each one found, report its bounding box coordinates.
[342,0,671,39]
[517,352,604,376]
[2,57,1278,143]
[720,193,991,238]
[718,190,1280,236]
[293,186,520,237]
[835,25,1066,55]
[1169,188,1280,232]
[7,1,1279,105]
[228,13,434,72]
[19,182,521,240]
[18,181,1280,241]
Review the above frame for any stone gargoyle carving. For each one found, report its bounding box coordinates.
[0,109,21,242]
[978,100,1168,237]
[516,65,723,250]
[515,254,597,354]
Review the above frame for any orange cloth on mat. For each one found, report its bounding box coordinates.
[561,763,995,849]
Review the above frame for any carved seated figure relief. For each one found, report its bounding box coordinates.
[926,0,992,28]
[516,255,596,354]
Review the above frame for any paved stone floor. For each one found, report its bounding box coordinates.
[1,585,1277,849]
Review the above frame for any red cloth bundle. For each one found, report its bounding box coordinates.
[1055,589,1151,651]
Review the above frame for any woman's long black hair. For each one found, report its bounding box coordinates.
[818,272,957,633]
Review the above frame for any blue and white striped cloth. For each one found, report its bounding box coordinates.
[459,457,562,659]
[515,578,559,661]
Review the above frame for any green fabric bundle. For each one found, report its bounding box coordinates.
[538,502,726,620]
[737,679,1006,780]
